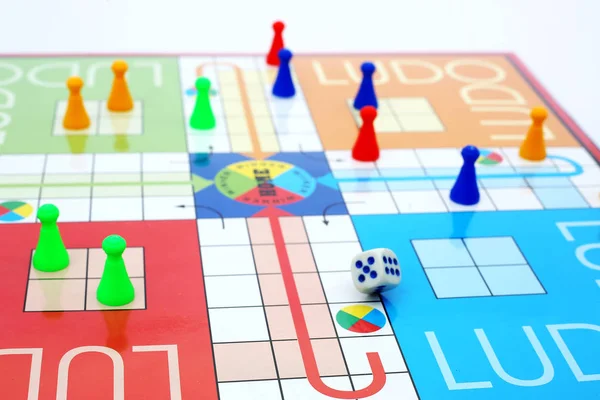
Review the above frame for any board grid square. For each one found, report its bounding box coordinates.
[347,97,445,133]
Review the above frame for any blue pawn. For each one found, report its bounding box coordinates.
[353,62,378,110]
[272,49,295,98]
[450,145,480,206]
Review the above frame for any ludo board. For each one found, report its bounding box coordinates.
[0,54,599,399]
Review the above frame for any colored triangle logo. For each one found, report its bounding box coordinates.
[343,304,374,319]
[349,319,381,334]
[252,207,294,217]
[0,211,24,222]
[317,173,339,191]
[192,174,213,193]
[362,309,387,327]
[336,310,360,327]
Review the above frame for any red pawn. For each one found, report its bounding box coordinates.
[266,21,285,66]
[352,106,380,162]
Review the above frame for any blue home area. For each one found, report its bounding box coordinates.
[353,209,600,399]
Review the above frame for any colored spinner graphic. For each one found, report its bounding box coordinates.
[0,201,34,222]
[477,149,504,165]
[335,304,386,333]
[215,160,317,206]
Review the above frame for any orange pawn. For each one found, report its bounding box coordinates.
[519,106,548,161]
[107,60,133,112]
[63,77,91,130]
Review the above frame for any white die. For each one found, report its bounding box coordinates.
[351,248,401,294]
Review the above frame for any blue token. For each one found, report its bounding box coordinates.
[272,49,296,98]
[356,260,363,268]
[368,256,375,264]
[385,267,389,274]
[449,145,481,206]
[358,274,365,282]
[370,271,377,279]
[363,266,370,274]
[353,61,378,110]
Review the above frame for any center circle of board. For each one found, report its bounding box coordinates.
[214,160,317,206]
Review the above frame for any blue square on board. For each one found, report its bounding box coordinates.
[480,177,528,188]
[386,180,435,191]
[338,181,388,192]
[479,265,545,296]
[526,176,573,188]
[533,187,588,209]
[412,238,474,268]
[425,267,491,298]
[464,236,525,266]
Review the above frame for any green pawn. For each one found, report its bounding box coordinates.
[33,204,70,272]
[96,235,135,307]
[189,77,216,130]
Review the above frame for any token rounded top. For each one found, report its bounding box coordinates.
[361,62,376,75]
[66,76,84,90]
[360,105,378,121]
[278,48,293,63]
[112,60,129,73]
[195,77,211,91]
[102,234,127,256]
[37,203,59,223]
[273,21,285,32]
[461,145,480,162]
[530,106,548,123]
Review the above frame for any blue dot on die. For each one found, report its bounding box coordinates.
[368,256,375,265]
[356,260,363,268]
[383,256,387,263]
[370,271,377,279]
[385,267,389,274]
[358,274,365,282]
[363,266,370,274]
[395,269,400,276]
[393,258,398,265]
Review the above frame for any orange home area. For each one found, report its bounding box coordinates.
[294,55,577,150]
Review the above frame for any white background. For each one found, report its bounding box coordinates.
[1,0,599,148]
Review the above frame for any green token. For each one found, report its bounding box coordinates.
[96,235,135,307]
[32,204,70,272]
[190,77,216,130]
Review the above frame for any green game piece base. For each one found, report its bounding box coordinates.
[190,118,216,130]
[32,255,70,272]
[97,287,135,307]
